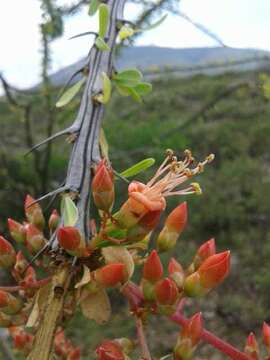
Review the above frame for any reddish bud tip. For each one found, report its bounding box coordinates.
[155,277,178,305]
[58,227,81,251]
[263,322,270,348]
[8,218,26,244]
[95,263,126,287]
[0,236,16,268]
[245,332,259,360]
[67,347,81,360]
[166,202,188,233]
[0,291,22,315]
[181,312,203,347]
[198,251,230,289]
[92,160,115,212]
[168,258,183,274]
[143,250,163,283]
[24,195,45,229]
[96,340,125,360]
[194,238,216,269]
[25,224,46,254]
[21,266,37,288]
[48,209,60,232]
[14,251,28,274]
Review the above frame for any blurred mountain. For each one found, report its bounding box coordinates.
[49,45,270,86]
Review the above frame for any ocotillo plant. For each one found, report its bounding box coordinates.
[0,1,268,360]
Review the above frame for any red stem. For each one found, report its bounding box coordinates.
[171,311,251,360]
[135,316,152,360]
[0,277,51,293]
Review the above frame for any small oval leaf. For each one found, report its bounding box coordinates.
[61,196,79,227]
[80,289,111,324]
[113,68,142,87]
[99,128,109,160]
[99,3,109,38]
[134,82,152,96]
[95,36,110,51]
[120,158,155,178]
[56,77,86,108]
[88,0,100,16]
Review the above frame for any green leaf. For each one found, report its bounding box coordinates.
[61,196,79,227]
[139,14,167,31]
[118,25,134,40]
[99,128,109,160]
[98,3,109,38]
[56,77,86,108]
[127,87,142,103]
[115,83,130,96]
[134,82,152,96]
[120,158,155,178]
[95,72,111,104]
[95,36,110,51]
[113,68,142,87]
[88,0,100,16]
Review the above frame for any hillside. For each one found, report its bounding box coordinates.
[0,67,270,358]
[48,45,270,86]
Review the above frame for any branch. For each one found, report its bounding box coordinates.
[170,310,252,360]
[135,316,152,360]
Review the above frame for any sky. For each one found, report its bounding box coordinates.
[0,0,269,89]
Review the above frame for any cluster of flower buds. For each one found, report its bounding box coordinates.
[95,338,133,360]
[174,313,203,360]
[54,328,81,359]
[7,195,51,255]
[9,326,34,356]
[242,322,270,360]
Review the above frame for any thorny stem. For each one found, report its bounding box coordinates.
[170,310,252,360]
[135,316,152,360]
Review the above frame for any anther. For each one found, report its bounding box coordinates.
[166,149,174,158]
[207,153,215,163]
[191,182,202,195]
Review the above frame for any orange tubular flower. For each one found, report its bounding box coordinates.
[7,218,26,244]
[155,277,178,305]
[115,150,214,230]
[94,263,126,287]
[184,251,230,297]
[192,238,216,270]
[143,250,163,283]
[96,340,125,360]
[244,332,259,360]
[24,195,45,230]
[92,159,115,212]
[0,235,16,268]
[157,202,187,252]
[175,313,203,360]
[263,322,270,353]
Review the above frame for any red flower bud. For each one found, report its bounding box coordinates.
[174,313,203,360]
[57,227,88,257]
[263,322,270,350]
[7,218,26,244]
[155,277,178,305]
[25,223,46,254]
[0,291,22,315]
[24,195,45,229]
[157,202,187,252]
[48,209,60,232]
[95,263,126,287]
[96,340,125,360]
[168,258,183,274]
[168,258,185,289]
[244,332,259,360]
[193,238,216,269]
[143,250,163,283]
[14,251,28,274]
[67,347,81,360]
[198,251,230,289]
[0,236,16,268]
[92,160,115,212]
[127,210,161,243]
[184,251,230,297]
